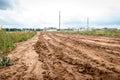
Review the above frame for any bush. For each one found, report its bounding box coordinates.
[0,56,12,66]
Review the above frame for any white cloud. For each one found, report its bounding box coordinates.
[0,0,120,28]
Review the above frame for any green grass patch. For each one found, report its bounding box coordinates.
[0,29,36,56]
[57,30,120,37]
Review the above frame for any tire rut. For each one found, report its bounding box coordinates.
[34,32,120,80]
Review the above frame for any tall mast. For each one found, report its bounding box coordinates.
[59,11,61,30]
[87,17,89,30]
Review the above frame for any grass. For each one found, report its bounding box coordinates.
[0,29,36,56]
[57,30,120,37]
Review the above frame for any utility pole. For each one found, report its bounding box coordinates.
[87,17,89,31]
[0,25,2,30]
[59,11,61,31]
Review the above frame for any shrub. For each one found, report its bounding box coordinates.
[0,56,12,66]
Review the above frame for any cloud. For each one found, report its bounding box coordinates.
[0,0,120,29]
[0,0,18,10]
[0,0,12,10]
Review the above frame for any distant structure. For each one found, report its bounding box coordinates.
[0,25,2,30]
[59,11,61,31]
[87,17,89,30]
[44,27,57,31]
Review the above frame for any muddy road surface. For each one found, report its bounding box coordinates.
[0,32,120,80]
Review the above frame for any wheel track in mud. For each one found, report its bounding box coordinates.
[34,32,120,80]
[0,32,119,80]
[0,32,44,80]
[53,33,120,65]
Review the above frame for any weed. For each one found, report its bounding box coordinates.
[0,56,12,66]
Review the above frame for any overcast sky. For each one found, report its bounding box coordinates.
[0,0,120,29]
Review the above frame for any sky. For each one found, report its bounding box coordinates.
[0,0,120,29]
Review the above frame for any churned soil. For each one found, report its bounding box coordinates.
[0,32,120,80]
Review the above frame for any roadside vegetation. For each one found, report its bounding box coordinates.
[0,29,36,57]
[57,30,120,37]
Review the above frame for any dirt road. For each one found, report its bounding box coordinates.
[0,32,44,80]
[0,32,120,80]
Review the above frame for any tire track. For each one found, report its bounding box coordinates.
[35,32,120,80]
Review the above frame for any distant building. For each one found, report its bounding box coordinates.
[44,27,57,31]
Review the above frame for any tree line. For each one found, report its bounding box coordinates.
[1,28,43,31]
